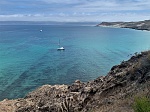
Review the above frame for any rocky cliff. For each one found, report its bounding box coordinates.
[0,51,150,112]
[97,20,150,31]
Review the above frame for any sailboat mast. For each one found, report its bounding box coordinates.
[57,39,65,50]
[58,39,60,47]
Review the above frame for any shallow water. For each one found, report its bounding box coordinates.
[0,24,150,100]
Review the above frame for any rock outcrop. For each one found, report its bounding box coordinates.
[97,20,150,31]
[0,51,150,112]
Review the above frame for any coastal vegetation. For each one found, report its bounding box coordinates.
[97,20,150,31]
[133,96,150,112]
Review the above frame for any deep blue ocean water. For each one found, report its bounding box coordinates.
[0,24,150,100]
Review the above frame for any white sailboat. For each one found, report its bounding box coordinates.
[57,39,65,50]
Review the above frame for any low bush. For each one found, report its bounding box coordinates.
[133,96,150,112]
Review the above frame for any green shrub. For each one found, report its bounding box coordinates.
[133,96,150,112]
[147,52,150,61]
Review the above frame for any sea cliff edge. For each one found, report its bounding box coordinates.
[97,20,150,31]
[0,50,150,112]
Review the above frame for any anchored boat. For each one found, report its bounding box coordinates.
[57,39,65,50]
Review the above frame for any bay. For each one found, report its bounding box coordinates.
[0,24,150,100]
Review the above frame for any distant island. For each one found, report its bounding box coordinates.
[97,20,150,31]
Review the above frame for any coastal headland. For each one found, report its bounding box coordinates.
[97,20,150,31]
[0,50,150,112]
[0,20,150,111]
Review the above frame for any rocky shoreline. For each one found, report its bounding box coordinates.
[97,20,150,31]
[0,50,150,112]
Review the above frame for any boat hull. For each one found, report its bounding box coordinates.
[57,47,65,50]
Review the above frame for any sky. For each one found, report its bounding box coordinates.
[0,0,150,22]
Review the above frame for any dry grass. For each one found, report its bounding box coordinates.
[90,99,134,112]
[147,52,150,61]
[90,85,150,112]
[128,61,141,75]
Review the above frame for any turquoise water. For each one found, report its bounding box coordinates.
[0,24,150,100]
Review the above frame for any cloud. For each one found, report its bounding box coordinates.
[0,12,150,22]
[0,0,150,21]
